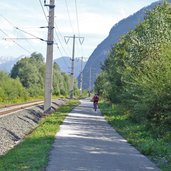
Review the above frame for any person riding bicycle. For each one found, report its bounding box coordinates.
[92,93,99,111]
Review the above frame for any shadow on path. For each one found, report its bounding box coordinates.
[46,99,161,171]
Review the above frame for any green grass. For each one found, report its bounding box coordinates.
[0,100,79,171]
[99,101,171,171]
[0,96,44,106]
[0,96,70,106]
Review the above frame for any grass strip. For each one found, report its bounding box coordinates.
[99,101,171,171]
[0,100,79,171]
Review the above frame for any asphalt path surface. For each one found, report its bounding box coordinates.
[46,98,161,171]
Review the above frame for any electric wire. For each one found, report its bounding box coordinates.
[0,15,14,27]
[39,0,69,53]
[38,0,81,71]
[15,27,46,42]
[38,0,48,23]
[74,0,85,58]
[38,0,70,56]
[38,0,70,69]
[65,0,75,34]
[74,0,80,36]
[0,15,37,52]
[62,0,83,69]
[4,38,42,40]
[54,24,70,57]
[0,28,31,54]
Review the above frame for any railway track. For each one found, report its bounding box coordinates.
[0,98,68,155]
[0,100,44,116]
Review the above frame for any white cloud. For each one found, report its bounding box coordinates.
[0,0,157,59]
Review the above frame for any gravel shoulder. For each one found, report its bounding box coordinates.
[0,98,68,155]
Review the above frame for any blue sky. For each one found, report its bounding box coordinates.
[0,0,157,60]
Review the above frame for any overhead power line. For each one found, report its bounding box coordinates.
[54,24,70,56]
[38,0,48,23]
[38,0,71,68]
[64,34,84,98]
[1,10,46,43]
[3,38,42,40]
[74,0,80,36]
[15,27,46,42]
[0,15,37,51]
[74,0,84,57]
[0,28,31,54]
[65,0,75,34]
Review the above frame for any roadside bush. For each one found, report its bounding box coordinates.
[0,71,28,103]
[95,3,171,138]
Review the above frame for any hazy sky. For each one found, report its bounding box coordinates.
[0,0,157,60]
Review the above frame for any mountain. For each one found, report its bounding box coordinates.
[0,55,87,78]
[80,0,164,90]
[54,57,87,78]
[0,56,24,73]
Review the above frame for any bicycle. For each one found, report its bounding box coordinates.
[93,101,98,111]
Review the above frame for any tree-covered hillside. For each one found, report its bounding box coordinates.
[0,52,79,103]
[81,0,162,90]
[95,2,171,138]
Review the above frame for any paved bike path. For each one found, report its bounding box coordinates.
[46,99,161,171]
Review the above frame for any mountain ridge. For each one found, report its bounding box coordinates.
[80,0,163,90]
[0,56,24,73]
[54,57,87,78]
[0,56,86,79]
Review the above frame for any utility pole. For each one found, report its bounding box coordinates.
[80,56,83,96]
[64,35,84,98]
[70,34,75,99]
[89,67,92,93]
[44,0,55,113]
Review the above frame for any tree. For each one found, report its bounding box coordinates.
[0,71,28,102]
[95,3,171,136]
[11,53,45,96]
[10,52,72,97]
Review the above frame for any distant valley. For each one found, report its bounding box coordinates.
[54,57,87,78]
[0,56,86,78]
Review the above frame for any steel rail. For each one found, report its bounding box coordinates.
[0,101,44,116]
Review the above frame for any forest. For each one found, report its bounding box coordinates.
[95,2,171,139]
[0,52,79,103]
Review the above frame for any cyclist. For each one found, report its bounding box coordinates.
[92,93,99,111]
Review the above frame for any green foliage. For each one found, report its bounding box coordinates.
[0,52,76,104]
[74,79,80,96]
[53,63,70,96]
[62,73,70,95]
[99,101,171,171]
[0,100,79,171]
[11,53,45,91]
[0,71,28,103]
[94,71,111,99]
[95,3,171,137]
[10,52,72,99]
